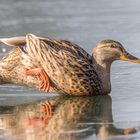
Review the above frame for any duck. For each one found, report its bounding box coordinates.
[0,34,140,96]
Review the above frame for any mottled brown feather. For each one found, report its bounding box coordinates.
[22,34,102,95]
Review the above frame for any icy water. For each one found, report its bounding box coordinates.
[0,0,140,139]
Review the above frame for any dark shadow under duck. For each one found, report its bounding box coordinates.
[0,34,140,95]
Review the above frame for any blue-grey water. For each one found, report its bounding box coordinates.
[0,0,140,139]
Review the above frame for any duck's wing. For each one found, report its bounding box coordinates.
[0,35,91,62]
[58,40,92,62]
[23,34,101,95]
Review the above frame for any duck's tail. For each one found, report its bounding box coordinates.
[0,36,26,47]
[0,34,43,58]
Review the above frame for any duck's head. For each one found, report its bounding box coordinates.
[92,40,140,64]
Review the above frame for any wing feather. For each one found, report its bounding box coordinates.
[24,34,101,95]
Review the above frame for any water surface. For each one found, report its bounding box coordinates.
[0,0,140,139]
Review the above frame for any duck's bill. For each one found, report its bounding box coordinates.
[0,36,26,47]
[119,52,140,63]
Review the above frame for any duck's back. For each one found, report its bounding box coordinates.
[25,34,102,95]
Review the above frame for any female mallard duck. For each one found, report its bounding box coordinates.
[0,34,140,96]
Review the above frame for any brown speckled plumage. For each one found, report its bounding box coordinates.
[0,48,37,87]
[0,48,55,92]
[23,34,102,95]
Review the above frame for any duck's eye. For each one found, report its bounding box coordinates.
[125,52,129,56]
[110,45,116,48]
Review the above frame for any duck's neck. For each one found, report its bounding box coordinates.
[92,54,112,94]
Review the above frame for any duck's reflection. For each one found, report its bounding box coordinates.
[0,95,137,140]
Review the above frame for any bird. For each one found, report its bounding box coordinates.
[0,33,140,96]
